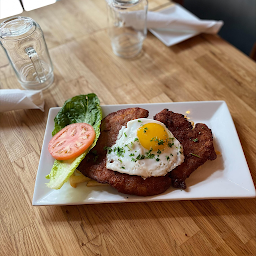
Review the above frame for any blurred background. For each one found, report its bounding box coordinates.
[1,0,255,60]
[174,0,256,60]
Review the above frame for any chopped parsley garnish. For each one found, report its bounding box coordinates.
[121,166,125,169]
[189,153,201,158]
[150,137,155,142]
[138,120,142,122]
[145,148,155,159]
[156,158,160,162]
[168,142,174,148]
[146,152,155,159]
[150,137,165,145]
[131,158,137,162]
[91,150,98,162]
[136,154,145,160]
[134,138,139,142]
[124,132,127,137]
[157,149,162,154]
[157,139,164,145]
[104,146,112,154]
[93,155,99,162]
[170,153,173,156]
[166,156,170,161]
[143,127,148,133]
[118,158,122,163]
[125,144,132,151]
[129,153,135,157]
[114,147,125,157]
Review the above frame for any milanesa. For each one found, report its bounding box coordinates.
[77,107,217,196]
[154,109,217,189]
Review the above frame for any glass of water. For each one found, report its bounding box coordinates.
[107,0,148,58]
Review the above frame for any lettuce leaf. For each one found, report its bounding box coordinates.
[45,93,102,189]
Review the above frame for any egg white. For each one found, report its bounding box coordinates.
[106,118,184,179]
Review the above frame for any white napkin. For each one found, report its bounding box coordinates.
[147,11,223,34]
[123,11,223,34]
[0,89,44,112]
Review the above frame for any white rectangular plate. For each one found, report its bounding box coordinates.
[32,101,255,205]
[149,4,200,46]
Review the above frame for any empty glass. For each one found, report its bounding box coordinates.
[0,16,54,90]
[107,0,148,58]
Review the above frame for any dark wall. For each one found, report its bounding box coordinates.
[183,0,256,56]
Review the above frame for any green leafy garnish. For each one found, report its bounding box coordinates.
[114,147,125,157]
[125,144,132,150]
[145,148,155,159]
[168,142,174,148]
[157,139,164,145]
[45,94,102,189]
[189,153,201,158]
[104,146,112,154]
[150,137,165,145]
[136,154,145,160]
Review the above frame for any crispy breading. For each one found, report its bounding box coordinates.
[154,109,217,189]
[78,108,172,196]
[78,107,217,195]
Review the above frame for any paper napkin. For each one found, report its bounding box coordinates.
[0,89,44,112]
[123,11,223,34]
[114,4,224,46]
[146,11,223,34]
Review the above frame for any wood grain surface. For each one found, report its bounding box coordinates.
[0,0,255,255]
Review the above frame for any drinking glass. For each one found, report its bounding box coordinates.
[0,16,54,90]
[107,0,148,58]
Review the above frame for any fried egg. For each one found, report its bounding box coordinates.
[106,118,184,178]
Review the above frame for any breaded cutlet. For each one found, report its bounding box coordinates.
[154,109,217,189]
[78,107,217,195]
[78,107,173,196]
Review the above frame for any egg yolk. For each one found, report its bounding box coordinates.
[137,123,169,151]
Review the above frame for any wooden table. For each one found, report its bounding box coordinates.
[0,0,255,255]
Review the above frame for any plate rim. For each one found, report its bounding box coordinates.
[32,100,256,205]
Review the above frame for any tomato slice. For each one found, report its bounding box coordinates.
[48,123,95,160]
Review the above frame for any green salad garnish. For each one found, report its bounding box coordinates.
[45,93,102,189]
